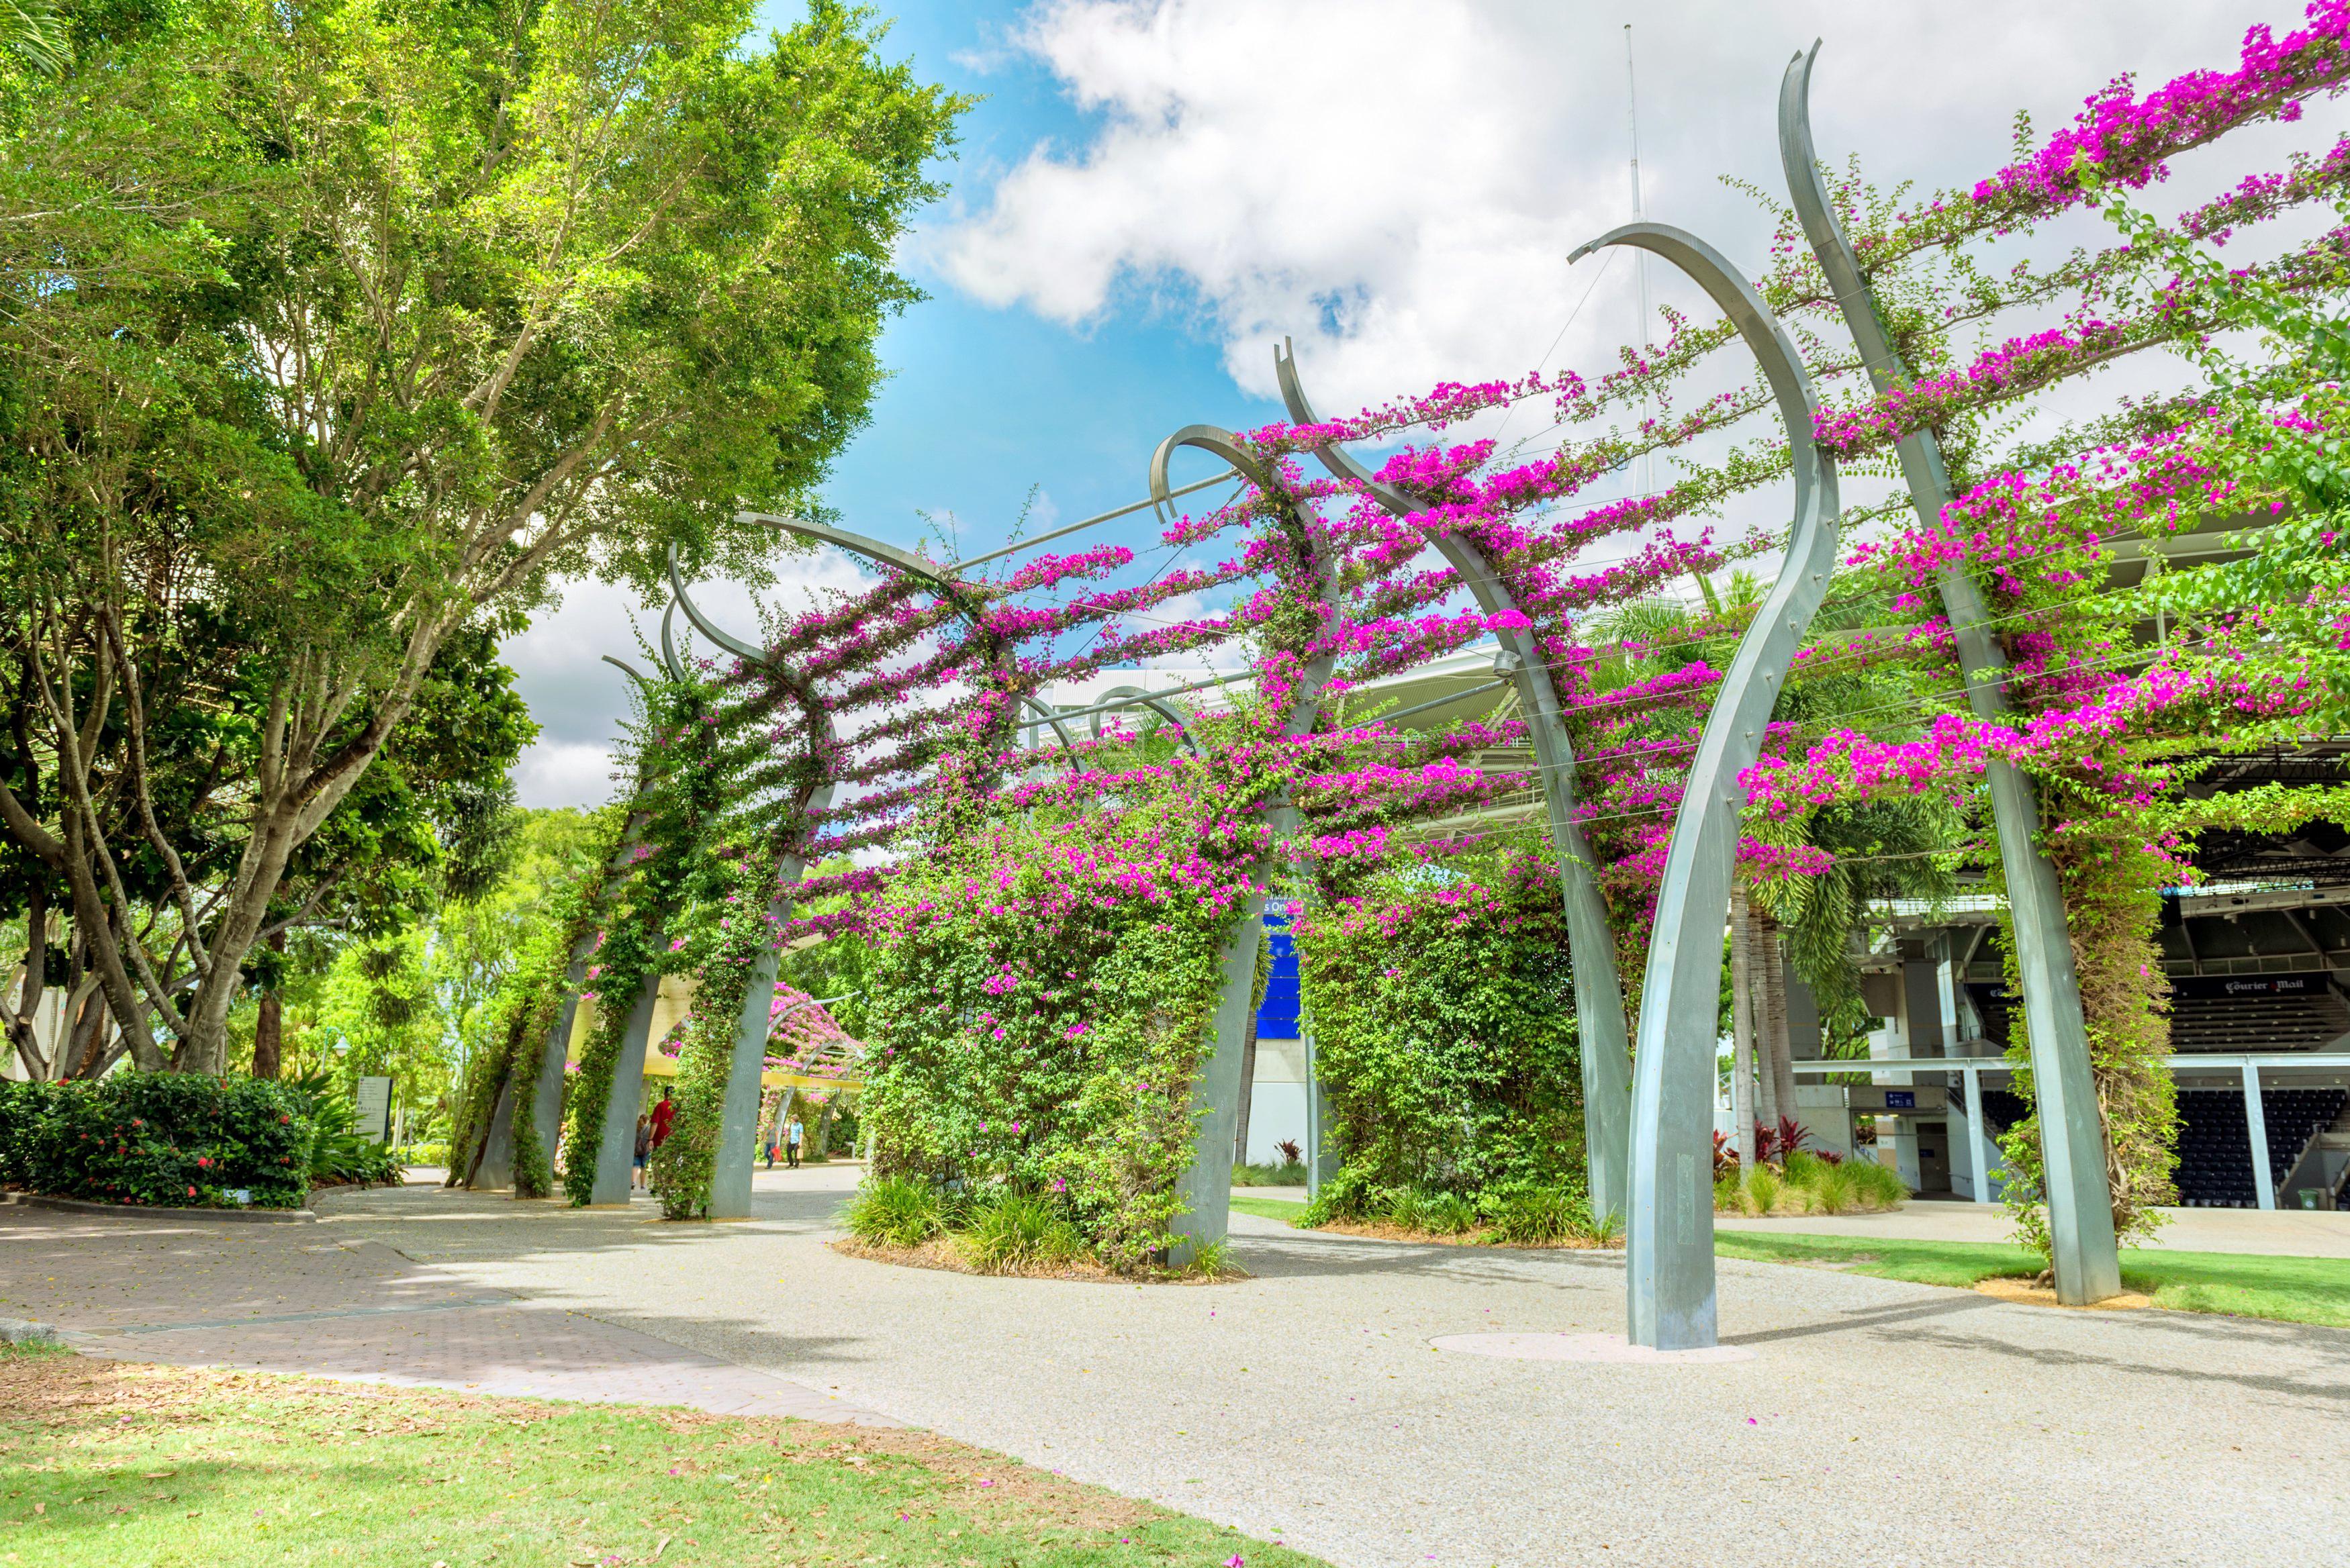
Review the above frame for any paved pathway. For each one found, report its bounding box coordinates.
[1236,1183,2350,1257]
[7,1171,2347,1567]
[0,1189,891,1424]
[1715,1199,2350,1257]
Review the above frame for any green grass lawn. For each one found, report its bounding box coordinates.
[1245,1199,2347,1329]
[1713,1231,2350,1328]
[0,1342,1326,1567]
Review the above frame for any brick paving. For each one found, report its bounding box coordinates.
[0,1187,892,1424]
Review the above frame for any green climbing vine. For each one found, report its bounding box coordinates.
[1288,847,1586,1216]
[559,675,724,1206]
[649,843,786,1218]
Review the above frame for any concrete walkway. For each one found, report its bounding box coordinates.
[7,1169,2347,1567]
[1237,1182,2350,1255]
[0,1188,891,1424]
[1715,1199,2350,1257]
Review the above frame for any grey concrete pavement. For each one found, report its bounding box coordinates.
[261,1167,2350,1568]
[0,1189,891,1424]
[7,1168,2346,1565]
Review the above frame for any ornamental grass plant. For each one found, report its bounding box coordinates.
[843,1175,945,1248]
[962,1192,1086,1273]
[1720,1150,1908,1216]
[837,1176,1239,1281]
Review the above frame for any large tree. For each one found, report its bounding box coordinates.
[0,0,965,1071]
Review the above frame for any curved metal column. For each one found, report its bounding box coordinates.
[1149,427,1336,1265]
[1272,342,1636,1220]
[1779,46,2119,1301]
[1566,222,1841,1349]
[512,667,665,1198]
[665,558,841,1220]
[702,520,1058,1210]
[589,623,704,1206]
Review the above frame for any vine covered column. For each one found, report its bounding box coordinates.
[1778,45,2120,1304]
[1152,425,1338,1267]
[1272,342,1637,1220]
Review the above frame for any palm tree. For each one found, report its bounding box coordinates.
[0,0,68,78]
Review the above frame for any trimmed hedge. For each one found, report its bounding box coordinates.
[0,1075,314,1210]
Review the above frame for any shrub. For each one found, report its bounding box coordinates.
[1290,851,1588,1216]
[962,1193,1084,1272]
[280,1073,401,1186]
[1233,1159,1307,1187]
[1274,1138,1303,1167]
[1487,1184,1593,1245]
[857,791,1251,1271]
[11,1074,314,1209]
[1851,1159,1909,1208]
[843,1176,945,1248]
[1296,1163,1379,1228]
[0,1080,50,1187]
[1742,1165,1782,1216]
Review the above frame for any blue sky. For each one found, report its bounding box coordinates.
[759,1,1286,558]
[504,0,2332,807]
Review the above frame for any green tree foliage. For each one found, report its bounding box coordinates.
[1290,850,1585,1209]
[254,807,607,1153]
[0,0,967,1072]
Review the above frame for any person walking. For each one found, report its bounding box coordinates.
[786,1112,804,1169]
[631,1114,651,1189]
[649,1087,676,1153]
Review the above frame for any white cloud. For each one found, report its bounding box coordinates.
[938,0,2295,415]
[498,548,887,809]
[512,740,620,810]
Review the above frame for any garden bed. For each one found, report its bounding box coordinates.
[1311,1216,1622,1251]
[829,1235,1246,1285]
[1714,1150,1908,1218]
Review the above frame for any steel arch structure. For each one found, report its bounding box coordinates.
[1270,341,1639,1222]
[1776,42,2120,1304]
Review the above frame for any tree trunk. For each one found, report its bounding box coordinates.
[251,932,286,1079]
[1233,1009,1260,1169]
[1758,914,1799,1134]
[812,1098,835,1159]
[64,987,110,1079]
[174,801,310,1075]
[5,881,47,1072]
[1747,907,1780,1132]
[1728,888,1757,1171]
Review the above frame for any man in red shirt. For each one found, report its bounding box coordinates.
[649,1087,677,1152]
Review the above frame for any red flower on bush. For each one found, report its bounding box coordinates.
[196,1157,210,1169]
[185,1186,196,1198]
